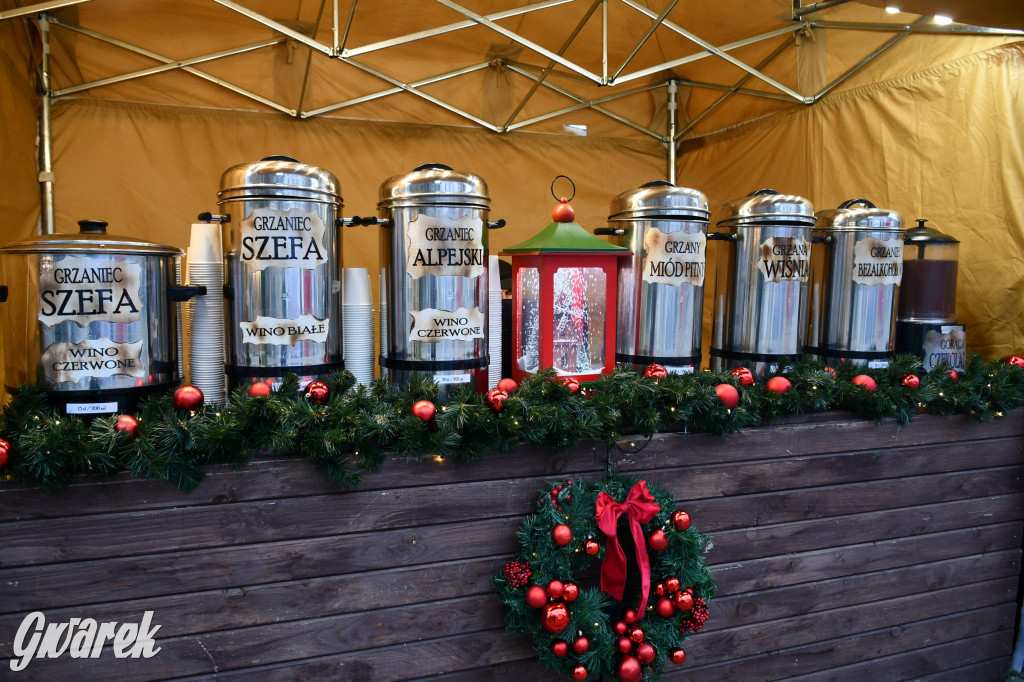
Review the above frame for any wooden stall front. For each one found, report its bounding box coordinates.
[1,411,1022,681]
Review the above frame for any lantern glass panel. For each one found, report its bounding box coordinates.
[518,267,540,373]
[552,266,607,375]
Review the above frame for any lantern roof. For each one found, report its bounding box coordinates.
[501,221,631,255]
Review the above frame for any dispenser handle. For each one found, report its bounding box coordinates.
[0,285,7,303]
[260,155,300,163]
[197,212,231,223]
[593,227,625,236]
[641,180,674,188]
[707,232,737,241]
[812,235,833,244]
[78,219,108,233]
[748,188,779,197]
[168,285,208,302]
[838,199,876,209]
[337,216,392,228]
[487,219,506,229]
[413,163,452,172]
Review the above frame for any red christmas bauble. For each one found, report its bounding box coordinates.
[949,368,960,382]
[541,601,570,634]
[572,636,589,654]
[562,582,579,602]
[901,374,920,389]
[616,636,633,653]
[672,510,691,531]
[670,648,687,665]
[618,655,642,682]
[305,380,330,405]
[584,539,600,555]
[547,580,564,599]
[648,529,668,551]
[655,596,675,618]
[851,374,876,392]
[673,591,694,611]
[614,620,628,635]
[766,376,791,394]
[643,363,668,379]
[572,664,588,681]
[552,524,572,546]
[552,641,568,658]
[628,625,644,643]
[730,366,755,386]
[411,399,436,422]
[1006,355,1024,368]
[552,198,576,223]
[561,377,581,394]
[654,581,666,596]
[715,383,740,409]
[497,377,518,393]
[173,384,204,411]
[824,366,838,379]
[525,585,548,609]
[636,642,656,665]
[248,381,272,398]
[623,608,639,624]
[485,388,509,412]
[114,414,139,438]
[664,576,681,593]
[0,438,10,469]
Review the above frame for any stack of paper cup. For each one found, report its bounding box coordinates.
[343,267,374,385]
[186,223,226,404]
[487,255,502,389]
[379,267,388,377]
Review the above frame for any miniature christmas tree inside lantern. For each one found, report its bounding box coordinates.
[501,178,631,384]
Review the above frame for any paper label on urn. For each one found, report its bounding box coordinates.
[852,236,903,286]
[758,236,810,283]
[406,215,485,280]
[240,314,329,345]
[38,256,143,327]
[409,307,484,343]
[41,338,145,384]
[642,228,706,287]
[239,208,328,271]
[922,327,966,372]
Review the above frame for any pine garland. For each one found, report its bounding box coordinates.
[1,354,1023,492]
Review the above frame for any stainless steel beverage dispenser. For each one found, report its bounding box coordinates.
[710,189,815,379]
[596,181,710,374]
[895,219,966,371]
[807,199,904,368]
[218,156,344,390]
[376,164,501,397]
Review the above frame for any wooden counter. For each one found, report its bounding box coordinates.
[1,411,1021,680]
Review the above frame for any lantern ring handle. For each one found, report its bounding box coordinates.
[550,175,576,202]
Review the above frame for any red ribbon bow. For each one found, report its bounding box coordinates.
[595,480,661,613]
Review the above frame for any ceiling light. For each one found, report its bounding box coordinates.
[885,6,900,14]
[933,14,954,25]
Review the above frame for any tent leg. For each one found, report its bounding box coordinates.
[37,15,55,235]
[667,80,678,185]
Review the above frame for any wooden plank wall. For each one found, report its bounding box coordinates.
[0,411,1022,681]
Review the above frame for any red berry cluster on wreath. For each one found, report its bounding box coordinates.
[679,597,710,634]
[503,561,532,588]
[550,479,573,511]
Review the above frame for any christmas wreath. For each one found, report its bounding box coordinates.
[494,476,715,682]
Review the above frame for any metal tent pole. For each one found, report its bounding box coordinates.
[37,15,55,235]
[667,81,678,185]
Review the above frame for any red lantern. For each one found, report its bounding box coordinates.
[501,194,631,386]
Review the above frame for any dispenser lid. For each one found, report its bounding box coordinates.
[904,218,959,244]
[218,155,342,203]
[378,163,490,209]
[608,180,710,222]
[0,219,182,256]
[717,188,815,226]
[815,199,903,231]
